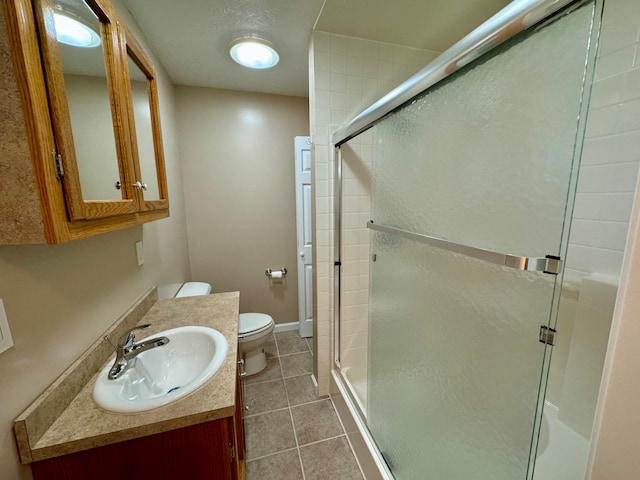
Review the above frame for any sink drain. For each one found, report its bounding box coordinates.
[167,386,180,394]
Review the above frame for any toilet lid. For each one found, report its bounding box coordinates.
[239,313,273,335]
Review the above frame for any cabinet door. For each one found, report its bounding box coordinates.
[121,25,169,212]
[34,0,139,220]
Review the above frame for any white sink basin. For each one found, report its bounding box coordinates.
[93,326,228,413]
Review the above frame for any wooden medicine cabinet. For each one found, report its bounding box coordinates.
[0,0,169,244]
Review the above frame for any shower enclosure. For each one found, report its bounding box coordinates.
[332,0,603,478]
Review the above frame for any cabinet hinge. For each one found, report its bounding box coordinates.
[52,151,64,180]
[539,325,556,346]
[228,443,235,461]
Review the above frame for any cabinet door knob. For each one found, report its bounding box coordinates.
[132,181,148,191]
[115,181,121,190]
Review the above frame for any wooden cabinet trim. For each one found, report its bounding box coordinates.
[120,22,169,211]
[34,0,140,220]
[1,0,171,244]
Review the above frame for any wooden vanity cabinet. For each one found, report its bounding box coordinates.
[30,374,246,480]
[0,0,169,245]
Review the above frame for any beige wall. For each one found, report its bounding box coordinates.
[176,87,309,323]
[0,3,191,478]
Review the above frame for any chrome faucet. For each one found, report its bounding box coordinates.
[107,324,170,380]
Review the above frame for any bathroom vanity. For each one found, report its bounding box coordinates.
[13,290,245,480]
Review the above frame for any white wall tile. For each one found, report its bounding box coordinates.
[315,51,331,71]
[330,35,349,53]
[378,43,394,62]
[572,192,635,222]
[310,31,439,395]
[569,219,630,251]
[598,16,640,56]
[330,72,347,92]
[576,163,639,193]
[315,70,331,90]
[581,130,640,165]
[362,42,379,59]
[589,68,640,109]
[346,38,364,57]
[565,245,624,276]
[602,0,640,27]
[595,45,637,80]
[331,54,348,74]
[378,62,394,80]
[585,99,640,137]
[314,32,331,53]
[347,57,364,76]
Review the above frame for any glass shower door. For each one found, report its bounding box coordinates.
[362,1,602,479]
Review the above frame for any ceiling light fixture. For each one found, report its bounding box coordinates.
[52,9,101,48]
[229,37,279,69]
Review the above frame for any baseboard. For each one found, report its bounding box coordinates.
[274,321,299,333]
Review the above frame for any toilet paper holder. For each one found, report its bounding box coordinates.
[265,268,287,278]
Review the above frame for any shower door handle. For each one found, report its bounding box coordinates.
[367,221,562,275]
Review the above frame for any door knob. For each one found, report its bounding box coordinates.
[299,251,305,258]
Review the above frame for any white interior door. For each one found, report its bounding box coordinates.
[295,136,313,338]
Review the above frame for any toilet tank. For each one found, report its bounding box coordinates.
[175,282,212,297]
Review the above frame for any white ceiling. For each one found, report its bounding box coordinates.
[316,0,512,51]
[121,0,512,98]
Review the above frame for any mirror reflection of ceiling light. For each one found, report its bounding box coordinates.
[53,11,101,48]
[229,37,279,69]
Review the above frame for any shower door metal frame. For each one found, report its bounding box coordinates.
[330,0,594,148]
[333,0,601,369]
[331,0,603,477]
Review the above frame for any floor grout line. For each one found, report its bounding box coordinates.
[244,405,290,419]
[280,336,306,480]
[298,433,349,449]
[244,333,362,480]
[279,350,313,357]
[245,446,299,463]
[246,369,317,387]
[330,395,367,479]
[289,396,333,411]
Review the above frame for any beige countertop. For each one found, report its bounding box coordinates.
[14,290,240,463]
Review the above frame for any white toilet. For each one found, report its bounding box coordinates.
[238,312,275,375]
[175,282,275,376]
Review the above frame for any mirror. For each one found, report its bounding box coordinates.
[55,0,123,201]
[127,54,161,201]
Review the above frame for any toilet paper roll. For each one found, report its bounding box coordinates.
[271,270,283,279]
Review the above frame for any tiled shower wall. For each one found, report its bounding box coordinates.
[310,0,640,398]
[547,0,640,440]
[338,137,373,389]
[310,31,438,394]
[566,0,640,280]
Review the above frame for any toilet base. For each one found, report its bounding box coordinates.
[243,346,267,376]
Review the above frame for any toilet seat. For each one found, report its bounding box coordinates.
[239,313,273,338]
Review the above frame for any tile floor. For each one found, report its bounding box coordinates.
[244,330,364,480]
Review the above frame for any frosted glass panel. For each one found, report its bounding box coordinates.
[368,232,556,479]
[340,139,374,413]
[371,3,596,257]
[358,2,600,480]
